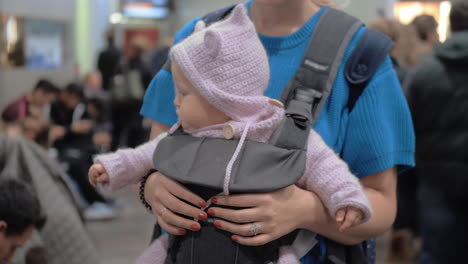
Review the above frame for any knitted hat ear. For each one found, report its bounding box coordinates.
[204,30,223,58]
[194,20,206,32]
[227,4,249,26]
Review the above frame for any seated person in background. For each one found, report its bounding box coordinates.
[87,98,113,153]
[82,71,110,101]
[49,83,117,221]
[0,178,45,263]
[20,117,50,148]
[1,79,59,124]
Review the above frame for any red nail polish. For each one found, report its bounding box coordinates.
[199,213,208,220]
[207,208,215,216]
[199,201,207,208]
[179,229,186,235]
[211,197,218,204]
[214,221,222,228]
[191,224,200,231]
[231,235,238,241]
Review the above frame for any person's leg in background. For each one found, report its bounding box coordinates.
[126,100,148,148]
[111,101,127,151]
[60,149,117,221]
[418,183,468,264]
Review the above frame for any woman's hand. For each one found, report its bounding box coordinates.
[144,171,209,235]
[208,185,326,246]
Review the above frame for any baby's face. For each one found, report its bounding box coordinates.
[172,62,230,131]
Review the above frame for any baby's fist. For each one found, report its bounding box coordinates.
[335,206,363,232]
[88,163,109,187]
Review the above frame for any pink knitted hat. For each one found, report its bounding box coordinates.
[170,4,271,122]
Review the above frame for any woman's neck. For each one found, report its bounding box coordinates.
[250,0,321,36]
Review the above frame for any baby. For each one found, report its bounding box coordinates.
[89,5,372,264]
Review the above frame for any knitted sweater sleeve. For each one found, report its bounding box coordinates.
[297,130,373,224]
[95,132,168,192]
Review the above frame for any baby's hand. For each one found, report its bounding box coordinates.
[335,206,363,232]
[88,163,110,187]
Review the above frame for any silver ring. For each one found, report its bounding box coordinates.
[159,207,168,217]
[249,223,262,236]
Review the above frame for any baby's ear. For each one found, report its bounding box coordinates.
[204,30,223,58]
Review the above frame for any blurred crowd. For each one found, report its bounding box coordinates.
[1,2,468,263]
[0,28,172,264]
[367,14,439,263]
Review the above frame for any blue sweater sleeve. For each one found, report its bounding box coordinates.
[140,18,201,125]
[341,56,415,177]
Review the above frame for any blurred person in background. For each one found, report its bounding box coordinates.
[368,18,409,83]
[411,14,439,49]
[49,83,117,221]
[0,178,45,263]
[82,71,112,151]
[82,70,109,101]
[406,1,468,263]
[408,14,439,67]
[369,18,421,262]
[87,98,113,153]
[110,38,152,151]
[1,79,59,124]
[97,28,121,91]
[20,117,50,148]
[0,135,100,264]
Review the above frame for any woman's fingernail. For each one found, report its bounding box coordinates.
[211,197,218,204]
[199,201,207,208]
[231,235,238,242]
[179,229,186,235]
[191,224,200,231]
[214,221,222,228]
[207,208,215,216]
[199,213,208,220]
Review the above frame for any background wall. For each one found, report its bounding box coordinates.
[0,0,76,109]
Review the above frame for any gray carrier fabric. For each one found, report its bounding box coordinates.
[153,130,306,193]
[0,136,100,264]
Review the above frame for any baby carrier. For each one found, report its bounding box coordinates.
[152,6,393,264]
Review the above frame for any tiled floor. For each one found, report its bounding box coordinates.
[86,188,414,264]
[86,188,155,264]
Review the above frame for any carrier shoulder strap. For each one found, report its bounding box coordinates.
[271,8,363,149]
[202,5,237,26]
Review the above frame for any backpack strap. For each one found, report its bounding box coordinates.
[201,5,236,27]
[271,8,363,149]
[345,29,394,111]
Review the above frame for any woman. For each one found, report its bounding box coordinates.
[139,0,415,263]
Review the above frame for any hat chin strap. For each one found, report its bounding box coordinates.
[223,122,251,195]
[196,122,251,213]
